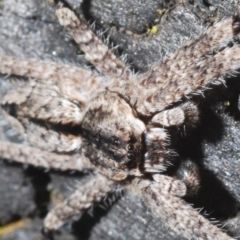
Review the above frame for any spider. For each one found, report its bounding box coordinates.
[0,3,239,240]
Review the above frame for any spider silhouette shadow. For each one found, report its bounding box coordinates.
[173,80,240,224]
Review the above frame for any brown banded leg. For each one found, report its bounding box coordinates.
[131,178,233,240]
[1,80,86,125]
[1,81,84,152]
[150,102,199,127]
[0,54,107,104]
[0,141,92,171]
[146,14,240,85]
[43,174,115,231]
[151,175,187,197]
[136,43,240,115]
[133,15,240,116]
[56,7,130,79]
[19,119,82,152]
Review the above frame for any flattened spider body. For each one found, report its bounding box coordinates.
[0,3,240,240]
[81,91,146,180]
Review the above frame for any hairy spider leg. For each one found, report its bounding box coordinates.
[146,16,240,86]
[151,102,199,127]
[43,174,115,231]
[123,14,240,116]
[131,178,233,240]
[0,141,92,171]
[0,54,107,111]
[56,8,130,79]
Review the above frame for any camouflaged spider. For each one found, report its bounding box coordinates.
[0,5,240,240]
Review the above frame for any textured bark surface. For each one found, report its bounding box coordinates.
[1,0,240,239]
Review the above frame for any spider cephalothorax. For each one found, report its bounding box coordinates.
[81,91,146,180]
[0,3,240,240]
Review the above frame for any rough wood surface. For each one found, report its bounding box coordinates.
[1,0,240,239]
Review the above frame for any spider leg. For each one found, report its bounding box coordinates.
[135,40,240,115]
[146,15,240,86]
[43,174,115,231]
[118,15,240,116]
[1,80,86,125]
[0,54,107,105]
[19,118,82,152]
[2,88,84,152]
[175,160,200,197]
[131,178,233,240]
[56,7,130,79]
[0,141,92,171]
[150,102,199,127]
[151,174,187,197]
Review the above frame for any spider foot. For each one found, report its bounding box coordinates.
[151,102,199,127]
[175,160,200,197]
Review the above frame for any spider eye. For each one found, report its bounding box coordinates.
[127,153,135,160]
[127,144,134,151]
